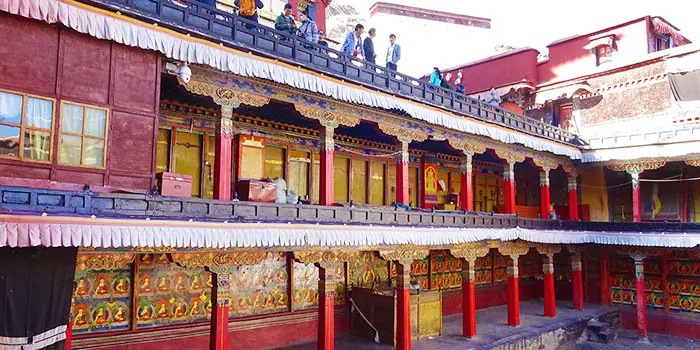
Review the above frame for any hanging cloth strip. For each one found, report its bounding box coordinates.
[349,298,381,343]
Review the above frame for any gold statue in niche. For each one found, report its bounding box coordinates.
[425,166,437,195]
[114,306,127,322]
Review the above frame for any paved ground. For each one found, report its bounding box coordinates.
[574,329,699,350]
[282,300,621,350]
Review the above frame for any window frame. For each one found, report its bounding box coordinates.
[58,100,110,169]
[0,88,57,163]
[595,45,613,66]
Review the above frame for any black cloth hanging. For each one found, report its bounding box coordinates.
[0,247,77,349]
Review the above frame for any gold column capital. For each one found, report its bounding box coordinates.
[295,105,360,129]
[379,249,429,266]
[448,139,487,157]
[378,124,428,144]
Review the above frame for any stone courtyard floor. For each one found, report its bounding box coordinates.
[282,300,699,349]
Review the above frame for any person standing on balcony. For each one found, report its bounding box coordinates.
[386,34,401,72]
[485,87,502,107]
[364,28,377,64]
[297,9,318,46]
[235,0,264,26]
[341,24,365,58]
[275,3,297,36]
[317,30,329,47]
[429,67,442,86]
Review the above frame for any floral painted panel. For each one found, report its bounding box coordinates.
[493,251,508,284]
[474,253,492,287]
[72,259,133,333]
[293,262,346,311]
[135,254,212,328]
[229,252,289,317]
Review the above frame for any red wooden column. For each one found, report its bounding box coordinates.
[572,252,584,310]
[317,263,336,350]
[539,169,551,219]
[567,173,579,221]
[506,254,521,326]
[600,250,611,305]
[503,161,516,214]
[543,253,556,317]
[319,123,335,206]
[632,255,648,340]
[395,260,412,350]
[680,181,688,222]
[396,140,410,205]
[461,257,477,337]
[629,171,642,222]
[459,154,474,211]
[214,107,234,200]
[210,272,231,350]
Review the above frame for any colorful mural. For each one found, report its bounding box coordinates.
[493,251,508,284]
[349,252,390,291]
[230,252,289,317]
[429,252,462,290]
[474,253,493,286]
[72,254,134,333]
[390,258,429,290]
[610,255,663,310]
[666,256,700,314]
[135,254,212,328]
[293,262,346,311]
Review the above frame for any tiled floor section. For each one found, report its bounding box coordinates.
[282,300,614,350]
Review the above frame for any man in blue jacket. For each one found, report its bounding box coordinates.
[341,24,365,58]
[385,34,401,72]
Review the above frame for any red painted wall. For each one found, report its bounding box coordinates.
[442,49,539,95]
[537,18,651,85]
[0,13,160,193]
[75,310,349,350]
[442,281,544,316]
[620,309,700,339]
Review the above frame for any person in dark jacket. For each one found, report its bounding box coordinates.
[274,3,296,36]
[363,28,377,64]
[317,30,329,47]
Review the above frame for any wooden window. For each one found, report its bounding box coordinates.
[58,101,108,168]
[0,90,55,162]
[596,45,613,65]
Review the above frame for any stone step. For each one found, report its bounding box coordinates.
[587,320,610,333]
[588,328,617,344]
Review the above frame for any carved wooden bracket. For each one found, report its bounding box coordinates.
[497,245,531,259]
[450,247,490,264]
[608,161,666,175]
[534,245,562,260]
[76,253,135,271]
[294,251,359,269]
[447,139,486,156]
[378,124,428,144]
[181,80,270,118]
[295,105,360,129]
[532,157,560,172]
[686,159,700,167]
[379,249,429,266]
[171,252,267,274]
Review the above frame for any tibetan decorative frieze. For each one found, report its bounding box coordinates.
[608,161,666,174]
[294,251,360,268]
[171,252,268,273]
[378,124,428,144]
[76,253,136,271]
[294,105,360,128]
[447,139,487,156]
[379,249,430,265]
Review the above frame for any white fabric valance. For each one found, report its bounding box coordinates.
[0,0,582,159]
[1,215,698,249]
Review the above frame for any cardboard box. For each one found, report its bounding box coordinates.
[157,172,193,198]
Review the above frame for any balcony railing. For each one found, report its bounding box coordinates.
[2,186,699,233]
[77,0,582,146]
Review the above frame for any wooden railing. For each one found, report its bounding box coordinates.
[77,0,582,146]
[2,186,699,233]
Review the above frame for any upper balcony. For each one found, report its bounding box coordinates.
[77,0,582,146]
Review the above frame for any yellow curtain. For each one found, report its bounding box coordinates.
[174,131,203,197]
[312,153,320,203]
[334,156,349,203]
[369,161,384,206]
[263,145,286,180]
[289,149,310,198]
[352,159,367,204]
[156,128,171,173]
[386,163,396,205]
[409,166,419,207]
